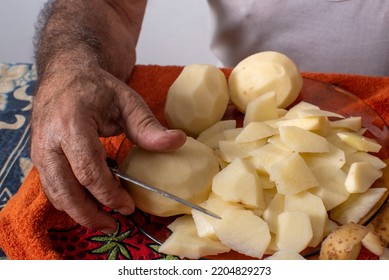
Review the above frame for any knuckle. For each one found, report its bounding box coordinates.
[47,187,75,211]
[76,160,102,188]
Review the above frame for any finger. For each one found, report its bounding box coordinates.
[34,151,119,234]
[61,129,136,216]
[116,85,186,152]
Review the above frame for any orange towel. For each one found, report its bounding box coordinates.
[0,65,388,260]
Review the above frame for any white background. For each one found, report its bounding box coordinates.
[0,0,219,66]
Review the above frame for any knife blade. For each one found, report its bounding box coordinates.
[106,158,221,220]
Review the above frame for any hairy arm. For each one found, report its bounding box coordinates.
[31,0,186,233]
[35,0,145,80]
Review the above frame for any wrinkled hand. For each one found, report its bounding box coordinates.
[31,67,186,234]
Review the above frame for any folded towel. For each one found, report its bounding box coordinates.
[0,65,388,260]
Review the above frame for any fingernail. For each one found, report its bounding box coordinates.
[101,226,116,235]
[166,129,181,134]
[117,206,134,215]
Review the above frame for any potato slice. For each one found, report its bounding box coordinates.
[235,122,276,143]
[336,131,382,153]
[263,193,285,233]
[284,191,328,247]
[275,211,313,252]
[277,116,330,132]
[279,125,330,153]
[228,51,303,112]
[212,157,265,209]
[191,193,243,239]
[309,166,350,211]
[330,116,362,131]
[243,90,278,125]
[269,152,319,195]
[248,142,293,174]
[158,215,230,259]
[196,120,236,149]
[265,249,306,260]
[330,188,387,225]
[346,151,387,170]
[361,230,386,256]
[345,162,383,193]
[303,143,346,170]
[214,209,271,259]
[319,222,369,260]
[368,200,389,244]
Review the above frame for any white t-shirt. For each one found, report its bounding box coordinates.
[208,0,389,76]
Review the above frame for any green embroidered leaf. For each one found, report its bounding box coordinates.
[114,230,132,242]
[148,244,180,260]
[108,246,119,260]
[91,241,116,254]
[89,235,112,242]
[117,243,132,259]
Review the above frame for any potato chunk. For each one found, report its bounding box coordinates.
[214,209,271,259]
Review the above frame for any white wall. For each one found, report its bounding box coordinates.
[0,0,46,63]
[0,0,218,66]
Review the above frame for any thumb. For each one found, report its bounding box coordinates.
[117,85,186,152]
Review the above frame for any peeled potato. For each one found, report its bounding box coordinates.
[121,137,220,217]
[228,51,303,112]
[165,64,229,137]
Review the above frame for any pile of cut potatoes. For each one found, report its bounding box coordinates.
[123,51,388,260]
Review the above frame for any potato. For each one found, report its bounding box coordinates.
[191,193,243,239]
[361,230,386,256]
[121,137,219,217]
[228,51,303,112]
[269,152,319,195]
[330,116,362,131]
[330,188,387,224]
[243,91,278,126]
[196,120,236,149]
[158,215,230,259]
[153,54,386,259]
[309,166,350,211]
[284,192,328,247]
[368,197,389,244]
[275,211,313,252]
[265,249,306,260]
[344,162,383,193]
[263,193,285,233]
[165,64,229,137]
[278,125,330,153]
[336,131,382,153]
[319,223,369,260]
[235,122,276,143]
[212,157,265,209]
[214,209,271,259]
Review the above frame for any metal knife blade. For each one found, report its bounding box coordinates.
[107,158,221,220]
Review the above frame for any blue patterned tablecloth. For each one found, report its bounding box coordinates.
[0,63,36,259]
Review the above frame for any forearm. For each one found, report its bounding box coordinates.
[34,0,147,82]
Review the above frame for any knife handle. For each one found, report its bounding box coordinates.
[106,157,119,170]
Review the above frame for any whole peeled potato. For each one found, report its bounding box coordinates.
[165,64,229,137]
[121,137,219,217]
[228,51,303,112]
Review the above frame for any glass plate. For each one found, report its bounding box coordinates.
[116,78,389,260]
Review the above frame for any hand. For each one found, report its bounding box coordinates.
[31,66,186,234]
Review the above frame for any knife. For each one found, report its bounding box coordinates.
[106,158,221,220]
